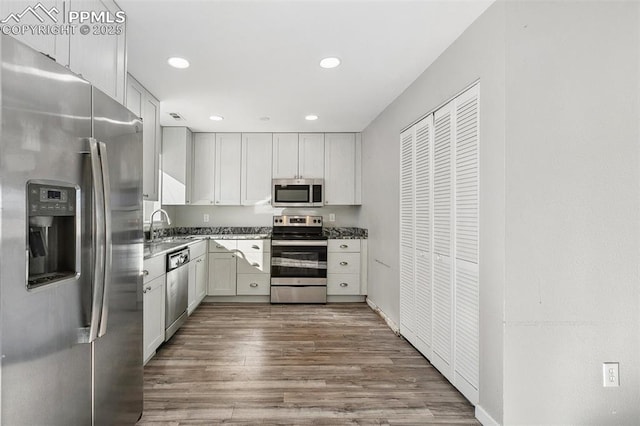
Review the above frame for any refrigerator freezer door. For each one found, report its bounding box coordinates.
[0,35,93,424]
[91,87,144,424]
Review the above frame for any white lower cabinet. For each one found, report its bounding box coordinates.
[327,239,365,296]
[236,273,270,295]
[207,239,271,297]
[187,240,208,314]
[195,255,208,303]
[143,272,165,364]
[327,274,360,295]
[207,253,237,296]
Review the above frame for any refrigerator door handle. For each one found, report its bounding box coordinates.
[97,141,112,337]
[88,138,106,343]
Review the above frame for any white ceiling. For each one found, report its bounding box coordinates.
[119,0,493,133]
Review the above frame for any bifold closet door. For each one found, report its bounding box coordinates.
[413,116,433,357]
[431,101,454,380]
[399,128,416,336]
[453,85,480,403]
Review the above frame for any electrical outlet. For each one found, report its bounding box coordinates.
[329,213,336,222]
[203,214,210,223]
[603,362,619,387]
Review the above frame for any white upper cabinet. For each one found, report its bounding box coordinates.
[215,133,242,205]
[272,133,324,179]
[324,133,362,205]
[162,127,192,205]
[191,133,216,205]
[242,133,273,205]
[0,0,69,65]
[68,0,126,103]
[126,74,160,201]
[2,0,126,103]
[298,133,325,178]
[272,133,299,179]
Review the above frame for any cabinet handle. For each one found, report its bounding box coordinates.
[249,282,258,288]
[197,259,202,263]
[231,254,235,258]
[143,193,149,198]
[143,285,152,293]
[340,261,348,266]
[143,270,149,276]
[340,244,348,249]
[216,245,224,248]
[340,282,349,287]
[251,245,260,250]
[251,262,260,267]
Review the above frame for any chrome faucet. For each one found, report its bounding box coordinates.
[149,209,171,242]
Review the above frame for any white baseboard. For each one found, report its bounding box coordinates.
[365,297,400,335]
[475,405,500,426]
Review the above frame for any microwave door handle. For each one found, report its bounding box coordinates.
[97,141,112,337]
[88,138,106,343]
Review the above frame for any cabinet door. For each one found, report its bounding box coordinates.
[68,0,126,103]
[298,133,325,179]
[207,253,237,296]
[126,76,144,117]
[126,75,160,201]
[143,274,165,363]
[0,0,69,66]
[272,133,299,179]
[324,133,360,205]
[195,255,208,303]
[143,93,161,201]
[187,260,197,315]
[191,133,216,205]
[162,127,192,205]
[241,133,272,205]
[214,133,242,205]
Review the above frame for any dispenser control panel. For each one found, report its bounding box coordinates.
[28,183,75,216]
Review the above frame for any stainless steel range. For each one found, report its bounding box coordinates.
[270,215,328,303]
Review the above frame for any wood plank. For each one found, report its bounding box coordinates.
[138,303,478,425]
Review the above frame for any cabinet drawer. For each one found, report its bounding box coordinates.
[189,240,207,258]
[327,252,360,274]
[209,239,237,253]
[327,274,360,295]
[328,239,361,253]
[237,251,271,274]
[143,255,165,283]
[236,239,271,253]
[237,274,270,295]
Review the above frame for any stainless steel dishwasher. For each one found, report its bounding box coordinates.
[165,247,189,341]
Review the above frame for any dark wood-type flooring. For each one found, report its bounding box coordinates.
[138,303,479,425]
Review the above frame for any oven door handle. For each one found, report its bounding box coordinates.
[271,240,328,247]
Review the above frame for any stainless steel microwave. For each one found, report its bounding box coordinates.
[272,178,323,207]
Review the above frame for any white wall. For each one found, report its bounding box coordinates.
[360,2,506,422]
[169,204,361,228]
[502,1,639,423]
[361,0,640,424]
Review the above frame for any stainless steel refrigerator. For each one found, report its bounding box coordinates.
[0,35,143,424]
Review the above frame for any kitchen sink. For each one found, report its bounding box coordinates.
[144,237,196,258]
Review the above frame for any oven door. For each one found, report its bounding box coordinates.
[270,240,327,285]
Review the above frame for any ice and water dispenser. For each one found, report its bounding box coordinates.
[27,181,79,289]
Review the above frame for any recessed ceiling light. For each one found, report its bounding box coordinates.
[305,115,318,121]
[209,115,224,121]
[319,57,341,69]
[167,57,190,69]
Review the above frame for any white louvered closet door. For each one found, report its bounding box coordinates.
[399,128,416,336]
[432,101,454,380]
[414,116,433,357]
[453,85,480,403]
